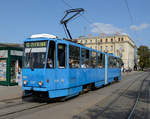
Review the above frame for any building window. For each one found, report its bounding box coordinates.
[96,39,97,43]
[105,46,108,52]
[117,49,119,56]
[80,40,82,43]
[118,38,120,42]
[90,40,92,43]
[111,38,113,42]
[106,39,108,42]
[95,46,97,49]
[121,38,124,41]
[101,39,102,42]
[110,46,113,51]
[100,46,102,51]
[120,45,124,52]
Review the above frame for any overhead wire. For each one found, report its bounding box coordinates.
[62,0,73,9]
[124,0,143,45]
[124,0,134,25]
[62,0,142,45]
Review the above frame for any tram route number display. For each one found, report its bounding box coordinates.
[25,41,47,48]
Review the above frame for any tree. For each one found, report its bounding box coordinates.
[137,45,150,70]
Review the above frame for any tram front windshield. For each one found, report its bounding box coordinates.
[23,41,48,69]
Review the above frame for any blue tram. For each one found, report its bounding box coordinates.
[22,34,122,99]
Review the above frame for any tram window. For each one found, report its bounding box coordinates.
[116,58,120,68]
[108,56,114,68]
[97,53,103,68]
[47,41,55,68]
[108,56,110,68]
[81,48,90,68]
[57,44,66,68]
[91,51,96,68]
[108,56,120,68]
[120,59,124,67]
[102,54,105,67]
[113,57,117,68]
[69,45,80,68]
[117,58,123,68]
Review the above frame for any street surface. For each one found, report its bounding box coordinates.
[0,71,149,119]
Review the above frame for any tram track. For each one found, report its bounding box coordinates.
[97,72,150,116]
[0,95,59,119]
[0,99,61,119]
[73,71,150,119]
[0,97,21,103]
[127,72,150,119]
[0,97,33,110]
[0,103,47,119]
[89,71,146,99]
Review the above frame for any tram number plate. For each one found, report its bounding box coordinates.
[30,81,35,85]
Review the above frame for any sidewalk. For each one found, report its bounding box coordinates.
[122,71,139,76]
[0,86,22,101]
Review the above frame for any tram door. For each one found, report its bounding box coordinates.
[56,43,68,89]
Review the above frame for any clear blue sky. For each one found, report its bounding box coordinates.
[0,0,149,47]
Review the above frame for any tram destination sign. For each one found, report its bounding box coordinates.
[25,41,47,48]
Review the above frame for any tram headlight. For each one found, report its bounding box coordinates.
[23,80,27,85]
[38,81,43,86]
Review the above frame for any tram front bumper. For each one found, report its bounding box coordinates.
[22,87,48,92]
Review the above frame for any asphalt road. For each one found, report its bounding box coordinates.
[0,71,149,119]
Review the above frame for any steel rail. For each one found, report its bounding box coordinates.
[0,97,33,110]
[0,95,31,103]
[0,103,47,119]
[86,72,149,119]
[0,101,24,110]
[0,101,61,119]
[100,72,148,113]
[0,97,21,103]
[127,72,150,119]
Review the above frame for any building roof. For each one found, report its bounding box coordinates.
[0,43,23,48]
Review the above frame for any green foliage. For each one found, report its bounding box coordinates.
[137,45,150,70]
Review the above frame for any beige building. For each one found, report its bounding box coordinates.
[77,35,136,70]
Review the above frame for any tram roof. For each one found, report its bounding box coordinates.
[24,37,120,58]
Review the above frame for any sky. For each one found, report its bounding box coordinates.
[0,0,150,47]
